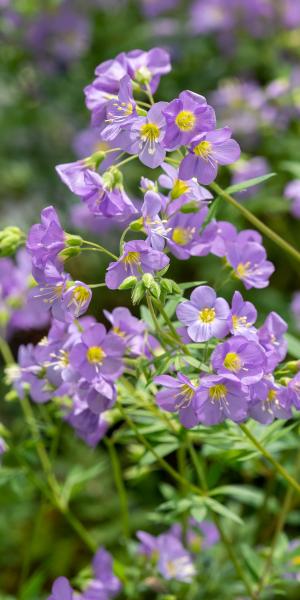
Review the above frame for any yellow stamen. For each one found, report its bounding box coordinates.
[171,179,190,200]
[223,351,242,372]
[140,123,160,154]
[199,307,216,323]
[193,140,212,158]
[172,227,191,245]
[122,251,140,267]
[175,110,196,132]
[235,262,251,279]
[72,285,90,305]
[209,384,227,401]
[86,346,106,364]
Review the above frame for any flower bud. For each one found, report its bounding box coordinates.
[150,280,161,299]
[284,360,300,374]
[129,218,144,231]
[0,226,25,257]
[180,201,201,213]
[58,247,82,260]
[142,273,154,289]
[65,233,83,247]
[103,168,123,190]
[119,276,138,290]
[131,281,145,304]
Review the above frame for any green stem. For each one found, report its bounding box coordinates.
[82,239,118,260]
[145,83,154,105]
[105,438,130,538]
[146,292,169,351]
[0,335,14,364]
[211,182,300,264]
[239,423,300,496]
[118,403,205,496]
[114,154,138,169]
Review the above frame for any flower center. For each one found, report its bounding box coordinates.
[209,383,227,401]
[193,140,212,158]
[172,227,191,245]
[235,261,251,279]
[175,110,196,132]
[113,326,126,337]
[232,314,248,330]
[123,251,141,267]
[223,351,242,372]
[175,383,194,409]
[267,389,277,403]
[73,285,90,305]
[86,346,106,364]
[199,307,216,323]
[171,179,190,200]
[140,123,160,144]
[134,65,152,84]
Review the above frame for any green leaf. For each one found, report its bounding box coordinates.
[209,484,263,507]
[281,160,300,178]
[178,280,206,291]
[203,497,244,524]
[140,442,179,466]
[286,333,300,359]
[225,172,276,194]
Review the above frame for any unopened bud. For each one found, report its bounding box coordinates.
[142,273,154,289]
[180,201,200,213]
[131,281,145,304]
[150,281,161,299]
[119,276,137,290]
[285,360,300,374]
[0,226,25,257]
[129,218,144,231]
[65,233,83,247]
[58,247,82,260]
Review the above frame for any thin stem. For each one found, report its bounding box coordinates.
[146,292,169,351]
[211,182,300,265]
[136,99,151,108]
[145,83,154,105]
[0,335,14,364]
[82,239,118,260]
[239,423,300,496]
[186,437,208,491]
[105,438,130,538]
[87,282,107,288]
[118,403,205,496]
[114,154,138,169]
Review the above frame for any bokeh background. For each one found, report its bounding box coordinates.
[1,0,300,597]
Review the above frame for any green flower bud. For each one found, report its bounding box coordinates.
[136,106,147,117]
[150,280,161,299]
[65,233,83,247]
[0,226,25,257]
[85,150,106,169]
[142,273,154,289]
[134,65,152,85]
[119,276,138,290]
[180,201,201,213]
[129,218,144,231]
[160,278,173,294]
[58,247,82,260]
[103,167,123,190]
[284,360,300,374]
[131,281,145,304]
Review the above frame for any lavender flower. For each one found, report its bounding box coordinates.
[228,291,257,338]
[249,377,292,424]
[122,47,171,93]
[231,156,269,199]
[48,576,74,600]
[84,547,121,599]
[176,285,230,342]
[104,306,148,355]
[155,373,200,428]
[105,240,169,289]
[179,127,241,185]
[61,282,92,321]
[227,241,275,289]
[196,374,249,425]
[141,190,167,250]
[291,292,300,332]
[77,170,137,221]
[102,75,137,142]
[159,162,213,212]
[166,208,208,259]
[284,180,300,219]
[27,206,65,269]
[120,102,167,168]
[211,335,266,384]
[69,323,125,382]
[258,312,288,371]
[137,529,196,582]
[163,90,216,150]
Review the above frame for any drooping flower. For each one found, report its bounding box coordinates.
[120,102,167,168]
[105,240,169,290]
[196,374,249,425]
[76,169,137,221]
[227,241,275,289]
[69,323,125,382]
[228,291,257,338]
[211,335,266,384]
[176,285,230,342]
[62,281,92,321]
[141,190,167,250]
[162,90,216,150]
[104,306,148,356]
[155,373,200,428]
[179,127,241,184]
[27,206,65,269]
[122,47,171,93]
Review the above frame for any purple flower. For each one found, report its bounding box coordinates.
[162,90,216,150]
[137,530,195,582]
[86,547,121,599]
[122,47,171,93]
[285,372,300,410]
[56,160,92,196]
[179,127,241,185]
[85,55,128,126]
[249,377,292,424]
[159,163,213,213]
[102,75,137,142]
[211,335,266,384]
[48,576,74,600]
[104,306,148,356]
[105,240,169,290]
[120,102,167,168]
[141,190,167,250]
[166,208,208,259]
[69,323,125,382]
[228,291,257,338]
[187,518,219,552]
[30,261,70,323]
[196,374,249,425]
[27,206,65,269]
[78,170,137,221]
[0,435,7,458]
[258,312,288,371]
[176,285,230,342]
[227,241,275,289]
[155,373,200,428]
[61,282,92,321]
